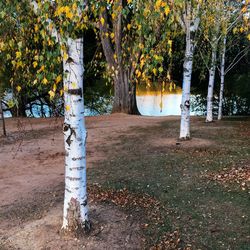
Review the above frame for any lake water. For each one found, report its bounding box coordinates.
[137,94,183,116]
[3,85,197,117]
[136,84,197,116]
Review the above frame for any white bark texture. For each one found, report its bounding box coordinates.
[218,36,227,120]
[0,100,6,136]
[62,38,90,232]
[180,36,194,139]
[180,3,199,139]
[206,45,217,123]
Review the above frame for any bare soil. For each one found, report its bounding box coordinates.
[0,114,168,250]
[1,114,249,249]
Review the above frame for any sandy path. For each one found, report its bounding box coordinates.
[0,114,169,207]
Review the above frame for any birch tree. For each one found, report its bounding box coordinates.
[203,0,223,122]
[202,0,246,122]
[176,0,202,139]
[0,99,6,136]
[218,2,250,120]
[31,0,91,233]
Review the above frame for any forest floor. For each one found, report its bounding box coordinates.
[0,114,249,250]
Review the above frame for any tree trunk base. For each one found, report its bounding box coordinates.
[61,220,91,237]
[178,136,191,141]
[205,119,214,123]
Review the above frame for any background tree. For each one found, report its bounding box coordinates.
[217,1,250,120]
[88,0,173,114]
[0,1,63,117]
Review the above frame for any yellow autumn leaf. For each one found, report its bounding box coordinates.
[165,6,170,16]
[34,25,39,32]
[55,75,62,84]
[72,3,77,11]
[33,61,38,68]
[63,52,68,61]
[42,77,48,84]
[66,11,73,19]
[53,84,57,92]
[38,65,45,72]
[153,68,157,76]
[155,0,162,10]
[247,34,250,41]
[16,51,21,59]
[139,43,144,49]
[100,17,105,26]
[65,105,70,111]
[48,90,55,99]
[16,86,22,92]
[135,69,141,78]
[127,23,131,30]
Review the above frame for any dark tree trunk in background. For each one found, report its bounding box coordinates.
[99,5,140,115]
[112,69,139,114]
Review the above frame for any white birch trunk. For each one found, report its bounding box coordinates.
[62,38,90,232]
[0,99,6,136]
[180,35,194,139]
[179,4,199,139]
[206,45,217,123]
[218,36,227,120]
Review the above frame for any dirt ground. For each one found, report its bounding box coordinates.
[0,114,177,250]
[1,114,249,250]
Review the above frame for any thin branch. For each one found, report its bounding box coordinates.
[197,47,210,71]
[225,46,249,75]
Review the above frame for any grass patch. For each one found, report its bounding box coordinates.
[88,117,250,249]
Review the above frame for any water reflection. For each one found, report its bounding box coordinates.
[136,83,185,116]
[137,93,182,116]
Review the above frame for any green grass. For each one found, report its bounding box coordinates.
[88,117,250,249]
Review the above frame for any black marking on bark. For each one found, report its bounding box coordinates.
[69,166,85,171]
[63,123,70,132]
[81,200,87,207]
[64,123,76,146]
[184,100,190,109]
[73,99,82,103]
[72,156,85,161]
[66,57,74,64]
[68,88,82,97]
[65,188,72,193]
[66,176,82,181]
